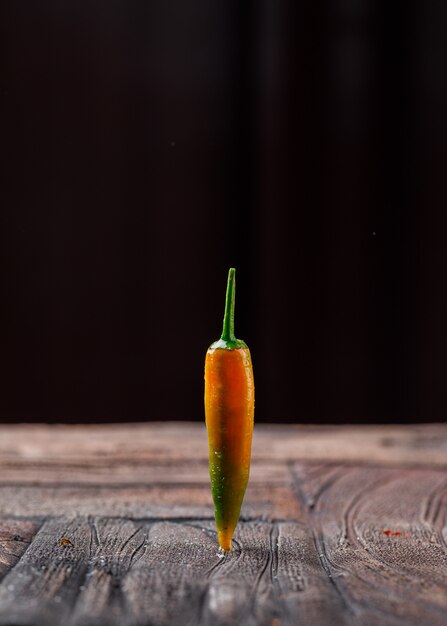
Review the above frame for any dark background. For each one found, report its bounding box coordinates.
[1,1,446,423]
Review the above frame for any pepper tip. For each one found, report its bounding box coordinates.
[218,530,233,552]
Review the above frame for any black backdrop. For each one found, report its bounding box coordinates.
[1,1,447,423]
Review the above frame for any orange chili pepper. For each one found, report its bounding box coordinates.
[204,268,255,551]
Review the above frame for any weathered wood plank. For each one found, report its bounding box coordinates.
[276,522,352,626]
[0,424,446,625]
[0,423,446,467]
[0,459,288,486]
[292,462,447,625]
[4,509,445,626]
[0,517,92,626]
[0,466,446,626]
[0,520,39,580]
[195,521,352,626]
[118,521,225,626]
[194,521,282,626]
[0,483,301,522]
[0,517,351,626]
[67,518,217,626]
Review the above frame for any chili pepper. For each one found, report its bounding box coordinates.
[204,268,255,551]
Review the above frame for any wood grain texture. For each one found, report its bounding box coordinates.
[0,517,352,626]
[292,463,447,625]
[0,422,445,466]
[0,483,301,522]
[0,423,445,625]
[0,520,39,580]
[0,459,288,486]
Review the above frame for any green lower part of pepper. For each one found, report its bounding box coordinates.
[210,458,249,551]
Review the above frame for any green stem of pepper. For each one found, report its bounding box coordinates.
[221,268,236,342]
[211,268,246,351]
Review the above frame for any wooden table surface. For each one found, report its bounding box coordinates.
[0,422,446,626]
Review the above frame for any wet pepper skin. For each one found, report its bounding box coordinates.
[204,269,255,551]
